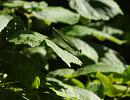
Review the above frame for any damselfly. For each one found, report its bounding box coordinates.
[52,27,81,53]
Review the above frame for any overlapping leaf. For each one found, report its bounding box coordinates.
[47,78,101,100]
[45,39,82,67]
[9,31,47,47]
[69,0,123,20]
[72,47,126,77]
[33,7,80,25]
[61,25,126,45]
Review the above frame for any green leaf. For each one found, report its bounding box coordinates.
[73,48,126,77]
[3,1,47,11]
[61,25,126,45]
[47,78,101,100]
[9,31,47,47]
[52,36,98,62]
[123,65,130,84]
[32,76,40,89]
[53,28,79,52]
[70,38,99,63]
[49,68,75,78]
[96,73,117,97]
[33,7,80,25]
[99,48,125,65]
[3,1,25,8]
[23,47,47,57]
[113,84,130,97]
[87,80,104,98]
[69,0,123,20]
[73,63,125,77]
[102,26,123,35]
[45,39,82,67]
[1,16,25,39]
[70,78,85,88]
[0,14,13,32]
[0,52,45,89]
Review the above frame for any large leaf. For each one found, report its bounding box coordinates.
[33,7,80,25]
[53,37,98,63]
[47,78,101,100]
[99,48,125,65]
[45,39,82,67]
[73,63,125,77]
[61,25,126,45]
[0,14,13,32]
[73,47,126,77]
[9,31,47,47]
[69,0,123,20]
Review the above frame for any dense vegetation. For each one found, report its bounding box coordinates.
[0,0,130,100]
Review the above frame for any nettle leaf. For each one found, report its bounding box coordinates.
[45,39,82,67]
[0,14,13,32]
[47,78,101,100]
[33,7,80,25]
[61,25,126,45]
[69,0,123,20]
[9,31,47,47]
[96,73,117,97]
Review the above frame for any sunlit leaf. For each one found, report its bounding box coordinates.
[70,38,99,63]
[0,14,13,32]
[87,80,104,98]
[73,63,125,77]
[69,0,123,20]
[1,16,25,40]
[33,7,80,25]
[9,31,47,47]
[47,78,101,100]
[32,76,40,89]
[61,25,126,45]
[96,73,117,97]
[3,1,47,11]
[49,68,75,78]
[45,39,82,67]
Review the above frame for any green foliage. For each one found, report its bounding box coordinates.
[0,0,129,100]
[61,25,126,45]
[69,0,123,20]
